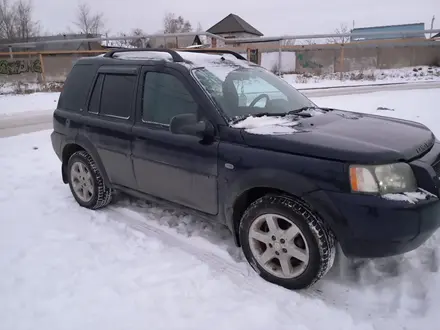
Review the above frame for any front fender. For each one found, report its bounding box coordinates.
[223,168,319,239]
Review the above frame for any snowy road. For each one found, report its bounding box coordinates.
[1,81,440,137]
[1,88,439,329]
[0,110,53,137]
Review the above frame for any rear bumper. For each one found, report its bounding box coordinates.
[304,190,440,258]
[50,131,63,161]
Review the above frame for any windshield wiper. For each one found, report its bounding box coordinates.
[253,111,286,117]
[287,106,319,114]
[288,106,337,115]
[231,106,333,125]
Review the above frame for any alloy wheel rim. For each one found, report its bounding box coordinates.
[248,213,309,279]
[70,161,94,203]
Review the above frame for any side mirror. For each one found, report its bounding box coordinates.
[170,113,214,139]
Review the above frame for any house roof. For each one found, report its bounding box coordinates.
[351,23,426,41]
[432,32,440,39]
[207,14,263,36]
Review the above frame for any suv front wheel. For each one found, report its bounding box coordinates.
[67,150,113,209]
[239,195,335,290]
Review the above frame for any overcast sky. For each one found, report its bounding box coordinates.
[32,0,440,37]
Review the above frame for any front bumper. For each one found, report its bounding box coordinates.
[304,190,440,258]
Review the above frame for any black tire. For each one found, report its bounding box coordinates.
[239,195,335,290]
[67,150,112,209]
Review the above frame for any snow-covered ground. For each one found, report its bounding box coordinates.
[0,66,439,116]
[1,88,440,330]
[0,92,59,116]
[287,66,440,89]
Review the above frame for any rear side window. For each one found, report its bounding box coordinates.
[88,74,104,114]
[100,74,137,118]
[59,64,96,111]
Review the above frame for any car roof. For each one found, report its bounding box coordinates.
[76,49,259,71]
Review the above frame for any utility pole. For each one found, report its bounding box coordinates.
[430,16,435,38]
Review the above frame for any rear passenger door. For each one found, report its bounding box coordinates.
[131,66,219,215]
[83,65,139,189]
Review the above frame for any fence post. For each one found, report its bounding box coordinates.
[278,40,282,76]
[339,45,344,80]
[39,53,46,83]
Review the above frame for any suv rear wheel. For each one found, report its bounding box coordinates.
[239,195,335,290]
[67,150,112,209]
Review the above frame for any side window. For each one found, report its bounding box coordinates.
[100,74,137,119]
[142,72,198,125]
[59,64,96,111]
[88,74,104,114]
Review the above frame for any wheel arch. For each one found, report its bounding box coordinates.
[61,138,110,187]
[224,169,321,247]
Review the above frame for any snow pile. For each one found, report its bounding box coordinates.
[101,39,137,49]
[0,81,63,95]
[285,66,440,88]
[232,115,298,135]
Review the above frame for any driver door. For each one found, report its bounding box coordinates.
[131,66,219,215]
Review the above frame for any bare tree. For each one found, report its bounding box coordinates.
[163,12,192,33]
[303,39,317,45]
[196,22,203,32]
[326,23,351,44]
[73,3,104,36]
[15,0,39,40]
[109,32,130,48]
[0,0,17,39]
[281,39,296,46]
[129,28,144,48]
[108,29,145,48]
[0,0,39,41]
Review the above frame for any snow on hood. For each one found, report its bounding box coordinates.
[231,115,299,135]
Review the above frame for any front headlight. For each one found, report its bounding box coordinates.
[349,163,417,194]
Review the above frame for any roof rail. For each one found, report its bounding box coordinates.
[103,48,185,62]
[179,49,247,61]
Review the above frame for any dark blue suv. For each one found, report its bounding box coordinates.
[51,49,440,290]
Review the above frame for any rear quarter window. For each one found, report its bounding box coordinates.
[58,64,97,111]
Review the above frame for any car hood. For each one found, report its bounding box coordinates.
[238,110,435,164]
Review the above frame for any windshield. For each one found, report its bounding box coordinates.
[192,63,315,122]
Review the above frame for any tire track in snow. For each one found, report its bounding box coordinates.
[105,203,425,326]
[105,205,430,325]
[105,206,330,303]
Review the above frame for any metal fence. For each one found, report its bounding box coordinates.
[0,29,439,83]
